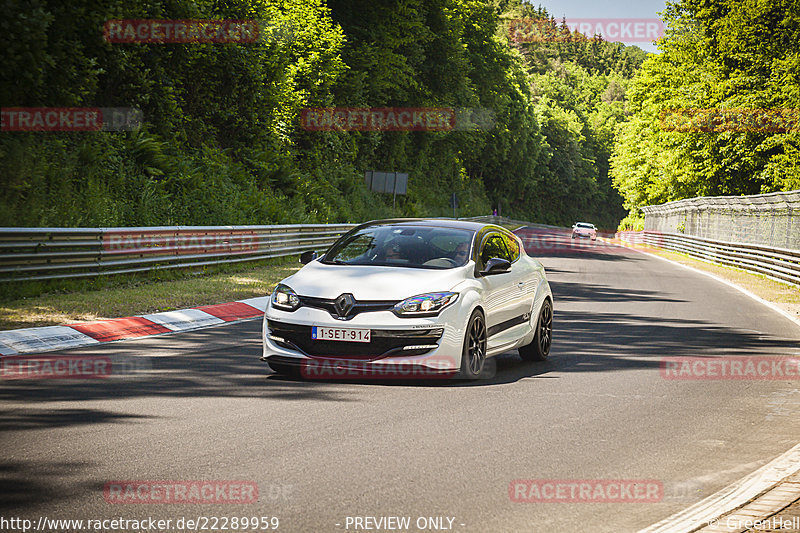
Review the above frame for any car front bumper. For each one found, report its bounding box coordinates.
[261,303,466,373]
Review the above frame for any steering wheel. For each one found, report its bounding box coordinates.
[423,257,458,267]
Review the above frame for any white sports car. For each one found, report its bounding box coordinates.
[261,219,553,379]
[571,222,597,240]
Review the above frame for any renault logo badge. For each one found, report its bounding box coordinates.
[334,293,355,318]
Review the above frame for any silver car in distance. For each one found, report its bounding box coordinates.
[571,222,597,240]
[261,219,553,379]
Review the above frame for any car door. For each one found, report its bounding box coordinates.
[501,231,536,321]
[477,232,519,346]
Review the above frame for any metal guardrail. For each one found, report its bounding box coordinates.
[619,231,800,286]
[0,216,577,284]
[615,231,646,244]
[0,224,356,282]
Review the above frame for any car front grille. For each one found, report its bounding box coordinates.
[267,320,444,360]
[298,295,397,320]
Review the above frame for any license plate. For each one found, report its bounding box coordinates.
[312,326,371,343]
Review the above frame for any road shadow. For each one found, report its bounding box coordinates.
[2,310,796,407]
[0,460,97,511]
[549,280,686,304]
[0,408,153,431]
[263,304,798,388]
[2,258,798,414]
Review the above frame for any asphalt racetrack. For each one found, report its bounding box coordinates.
[2,230,799,532]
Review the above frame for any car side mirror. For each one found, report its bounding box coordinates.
[480,257,511,276]
[299,250,318,264]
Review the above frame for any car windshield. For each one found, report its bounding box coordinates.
[576,223,594,228]
[323,225,474,269]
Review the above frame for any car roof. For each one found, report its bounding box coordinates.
[354,218,502,232]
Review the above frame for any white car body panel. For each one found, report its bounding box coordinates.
[279,260,470,301]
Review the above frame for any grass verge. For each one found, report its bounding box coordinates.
[0,257,301,330]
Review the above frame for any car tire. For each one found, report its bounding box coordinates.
[460,309,487,379]
[519,299,552,362]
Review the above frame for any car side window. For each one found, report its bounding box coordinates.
[480,234,511,265]
[502,233,520,261]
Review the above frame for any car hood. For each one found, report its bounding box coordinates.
[280,260,469,300]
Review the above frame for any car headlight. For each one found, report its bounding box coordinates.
[271,284,301,311]
[393,292,458,317]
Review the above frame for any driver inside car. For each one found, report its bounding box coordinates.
[384,239,407,262]
[452,241,470,266]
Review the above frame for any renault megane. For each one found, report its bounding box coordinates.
[261,219,553,379]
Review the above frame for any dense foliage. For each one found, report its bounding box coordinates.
[1,0,647,229]
[611,0,800,227]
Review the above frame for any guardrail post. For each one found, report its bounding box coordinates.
[769,207,776,247]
